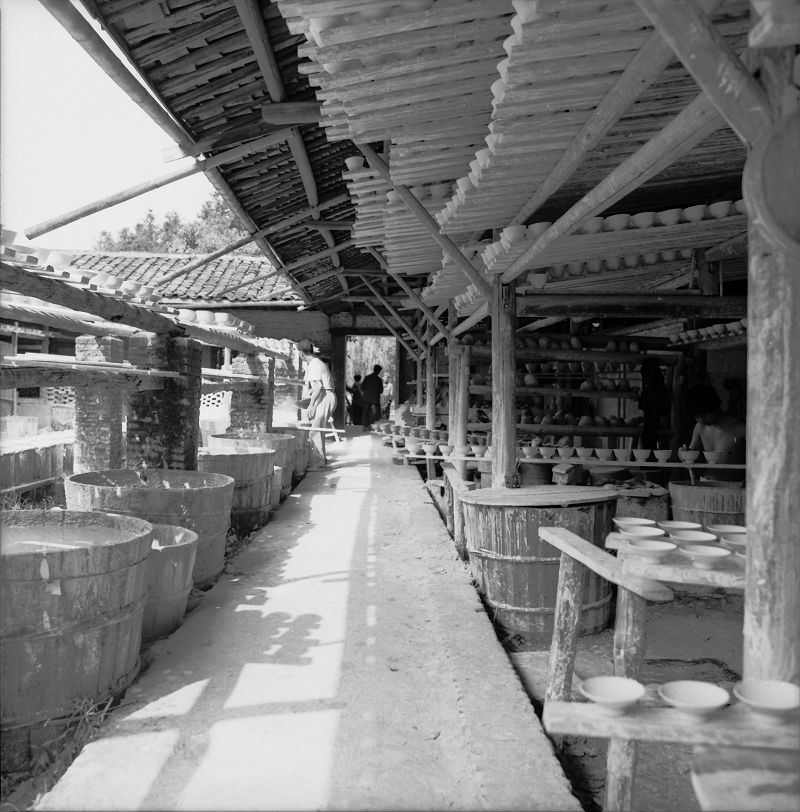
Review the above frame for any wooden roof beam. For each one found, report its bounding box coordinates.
[304,219,355,232]
[25,132,290,240]
[357,143,492,301]
[500,93,726,284]
[364,301,421,362]
[261,101,322,125]
[359,277,425,350]
[513,0,724,225]
[634,0,773,147]
[516,293,747,318]
[364,247,451,341]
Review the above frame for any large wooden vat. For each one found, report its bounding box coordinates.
[460,486,617,638]
[64,469,234,589]
[270,425,310,478]
[210,433,294,499]
[1,509,152,770]
[142,524,198,643]
[669,480,745,526]
[197,448,275,535]
[615,486,670,522]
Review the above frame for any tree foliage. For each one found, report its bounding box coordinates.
[94,193,259,254]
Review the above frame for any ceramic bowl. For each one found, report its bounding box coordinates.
[579,676,646,715]
[653,449,672,463]
[625,538,676,563]
[705,524,746,540]
[678,544,732,569]
[612,448,630,461]
[195,311,215,324]
[660,249,678,262]
[215,312,235,326]
[178,309,196,323]
[539,447,556,459]
[734,199,747,215]
[576,448,594,460]
[678,449,700,463]
[733,680,800,723]
[624,254,640,269]
[644,252,659,265]
[604,213,630,231]
[703,451,729,464]
[658,520,702,533]
[439,444,454,457]
[120,281,142,296]
[619,526,667,540]
[557,446,574,459]
[614,517,657,530]
[521,446,536,458]
[683,204,707,222]
[708,200,732,218]
[578,216,604,234]
[422,442,438,456]
[595,448,614,461]
[631,211,656,229]
[632,449,652,462]
[405,440,421,455]
[605,256,622,270]
[657,209,682,226]
[721,533,747,553]
[471,445,486,458]
[658,681,730,717]
[669,530,719,545]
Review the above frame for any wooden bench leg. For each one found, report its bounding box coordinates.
[546,552,586,703]
[604,587,648,812]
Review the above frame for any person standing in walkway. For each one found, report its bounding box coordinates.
[346,373,363,426]
[360,364,384,430]
[298,339,336,468]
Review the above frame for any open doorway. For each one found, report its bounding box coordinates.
[345,335,396,426]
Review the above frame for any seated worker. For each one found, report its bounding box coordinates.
[683,383,746,480]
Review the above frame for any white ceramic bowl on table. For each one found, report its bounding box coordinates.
[733,680,800,724]
[619,526,667,541]
[678,449,700,463]
[658,681,730,718]
[624,538,676,563]
[720,534,747,553]
[653,449,672,463]
[669,530,719,545]
[579,676,646,715]
[658,520,702,533]
[556,446,574,459]
[538,446,556,459]
[614,517,657,530]
[576,447,594,460]
[656,208,682,226]
[595,448,614,461]
[678,544,732,569]
[632,448,652,462]
[705,524,746,540]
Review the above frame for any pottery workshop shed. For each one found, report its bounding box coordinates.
[1,1,799,810]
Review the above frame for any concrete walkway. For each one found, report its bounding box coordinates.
[36,432,579,811]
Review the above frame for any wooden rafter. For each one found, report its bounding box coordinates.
[359,276,424,350]
[364,300,420,361]
[517,293,747,318]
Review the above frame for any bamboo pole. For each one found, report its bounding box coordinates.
[356,143,493,300]
[500,93,726,284]
[491,279,518,489]
[25,133,289,240]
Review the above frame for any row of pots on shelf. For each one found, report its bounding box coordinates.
[176,309,256,334]
[670,320,747,344]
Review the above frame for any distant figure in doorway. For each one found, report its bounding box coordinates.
[297,339,337,469]
[360,364,384,430]
[638,358,669,449]
[346,374,363,426]
[683,383,746,480]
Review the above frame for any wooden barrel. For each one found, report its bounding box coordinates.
[1,509,152,770]
[271,426,309,478]
[615,486,670,522]
[142,524,198,643]
[210,433,294,499]
[197,448,275,535]
[270,467,282,508]
[460,486,617,639]
[669,480,745,526]
[64,469,234,589]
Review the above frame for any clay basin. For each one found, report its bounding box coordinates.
[575,448,594,460]
[656,209,682,226]
[631,211,656,228]
[720,534,747,553]
[405,440,421,455]
[733,680,800,723]
[613,517,657,529]
[422,442,438,456]
[683,204,707,222]
[658,681,730,717]
[594,449,614,461]
[624,538,676,563]
[521,446,536,458]
[556,446,574,459]
[603,213,630,231]
[470,445,486,458]
[632,448,652,462]
[538,446,556,459]
[678,544,732,569]
[708,200,732,218]
[653,449,672,463]
[677,449,700,463]
[579,676,646,715]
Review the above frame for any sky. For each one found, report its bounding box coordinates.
[0,0,214,251]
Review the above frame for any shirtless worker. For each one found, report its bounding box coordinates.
[297,339,337,469]
[683,383,745,480]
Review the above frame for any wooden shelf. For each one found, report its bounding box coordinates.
[470,345,681,365]
[470,384,640,400]
[669,333,746,351]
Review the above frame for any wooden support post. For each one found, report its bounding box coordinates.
[634,0,773,147]
[447,303,457,432]
[416,355,424,408]
[743,51,800,684]
[425,343,436,431]
[331,333,347,429]
[606,588,649,812]
[491,280,518,489]
[452,345,470,478]
[356,143,493,300]
[546,553,587,703]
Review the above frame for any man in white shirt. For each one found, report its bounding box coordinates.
[298,339,337,468]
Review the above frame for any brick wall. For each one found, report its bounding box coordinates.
[126,336,202,470]
[229,353,275,433]
[74,336,124,473]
